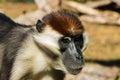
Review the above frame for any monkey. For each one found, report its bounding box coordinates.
[0,10,88,80]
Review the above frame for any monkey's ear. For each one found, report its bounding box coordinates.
[36,20,45,32]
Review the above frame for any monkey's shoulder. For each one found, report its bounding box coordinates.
[0,13,33,41]
[0,13,16,26]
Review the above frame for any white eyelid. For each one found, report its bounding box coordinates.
[64,37,71,41]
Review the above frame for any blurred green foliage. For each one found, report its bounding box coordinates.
[0,0,34,2]
[8,0,27,2]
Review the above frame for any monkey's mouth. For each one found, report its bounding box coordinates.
[66,66,83,75]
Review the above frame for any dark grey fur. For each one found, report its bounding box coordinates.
[0,13,32,80]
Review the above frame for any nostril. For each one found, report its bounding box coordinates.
[75,54,83,60]
[76,56,80,60]
[60,48,66,52]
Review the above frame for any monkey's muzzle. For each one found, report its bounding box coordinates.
[62,41,85,75]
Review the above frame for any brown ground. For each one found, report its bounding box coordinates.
[83,22,120,61]
[0,2,37,19]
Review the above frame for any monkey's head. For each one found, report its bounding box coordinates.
[35,10,88,75]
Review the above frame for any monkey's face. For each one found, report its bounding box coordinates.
[34,27,88,75]
[34,28,87,75]
[35,10,88,75]
[59,33,87,75]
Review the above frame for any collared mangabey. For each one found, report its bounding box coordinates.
[0,10,88,80]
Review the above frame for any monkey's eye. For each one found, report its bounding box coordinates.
[62,37,71,43]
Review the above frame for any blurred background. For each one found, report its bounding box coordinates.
[0,0,120,80]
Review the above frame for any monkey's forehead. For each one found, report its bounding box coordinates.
[42,10,84,35]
